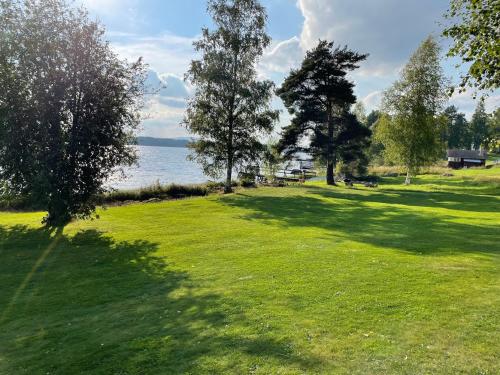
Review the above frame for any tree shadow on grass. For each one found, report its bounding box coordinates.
[0,225,320,374]
[220,190,499,257]
[378,175,500,197]
[305,184,500,213]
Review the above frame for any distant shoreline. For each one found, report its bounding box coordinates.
[132,136,192,148]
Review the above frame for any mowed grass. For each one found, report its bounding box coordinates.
[0,170,499,374]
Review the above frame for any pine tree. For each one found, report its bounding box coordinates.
[276,40,368,185]
[443,105,469,149]
[469,100,489,150]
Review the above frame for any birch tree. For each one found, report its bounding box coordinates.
[184,0,278,193]
[375,37,448,185]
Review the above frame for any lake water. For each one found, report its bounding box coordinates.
[107,146,208,190]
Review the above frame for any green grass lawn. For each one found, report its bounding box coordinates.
[1,170,499,374]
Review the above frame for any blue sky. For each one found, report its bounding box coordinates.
[81,0,499,138]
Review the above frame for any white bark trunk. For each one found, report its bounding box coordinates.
[404,170,411,185]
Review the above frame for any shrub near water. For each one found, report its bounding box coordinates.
[0,183,209,211]
[0,180,271,211]
[102,183,209,204]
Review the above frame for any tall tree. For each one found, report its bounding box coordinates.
[366,110,381,129]
[184,0,278,193]
[322,112,371,177]
[366,110,385,166]
[375,37,448,184]
[443,105,469,149]
[486,108,500,152]
[469,100,489,149]
[443,0,500,93]
[276,40,368,185]
[353,101,367,126]
[261,138,284,183]
[0,0,146,225]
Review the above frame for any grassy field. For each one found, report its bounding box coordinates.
[1,168,499,374]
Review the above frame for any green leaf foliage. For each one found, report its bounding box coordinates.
[184,0,279,193]
[469,99,490,149]
[0,0,147,225]
[375,37,448,183]
[443,105,470,149]
[485,107,500,152]
[443,0,500,92]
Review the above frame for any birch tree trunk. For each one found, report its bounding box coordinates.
[405,170,411,185]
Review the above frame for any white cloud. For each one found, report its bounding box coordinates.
[112,33,196,77]
[160,73,191,97]
[105,1,499,138]
[449,91,500,119]
[140,93,187,137]
[296,0,447,78]
[140,118,188,138]
[259,37,303,76]
[361,91,383,112]
[139,69,190,137]
[145,70,190,98]
[143,97,185,121]
[111,41,193,137]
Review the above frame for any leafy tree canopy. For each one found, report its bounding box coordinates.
[469,99,489,150]
[0,0,146,225]
[366,110,381,129]
[365,110,385,166]
[443,0,500,93]
[486,107,500,152]
[443,105,470,149]
[375,37,448,184]
[184,0,278,193]
[353,101,367,126]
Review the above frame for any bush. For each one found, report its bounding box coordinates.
[0,178,266,212]
[0,194,32,211]
[335,158,369,178]
[368,165,405,176]
[0,182,43,211]
[240,178,256,188]
[205,181,238,191]
[101,182,209,204]
[368,164,450,177]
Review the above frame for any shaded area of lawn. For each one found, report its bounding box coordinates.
[0,225,317,374]
[309,183,500,213]
[379,174,500,196]
[220,186,499,257]
[0,175,499,374]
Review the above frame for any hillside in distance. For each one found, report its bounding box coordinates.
[134,136,193,148]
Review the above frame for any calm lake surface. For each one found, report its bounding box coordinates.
[108,146,208,190]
